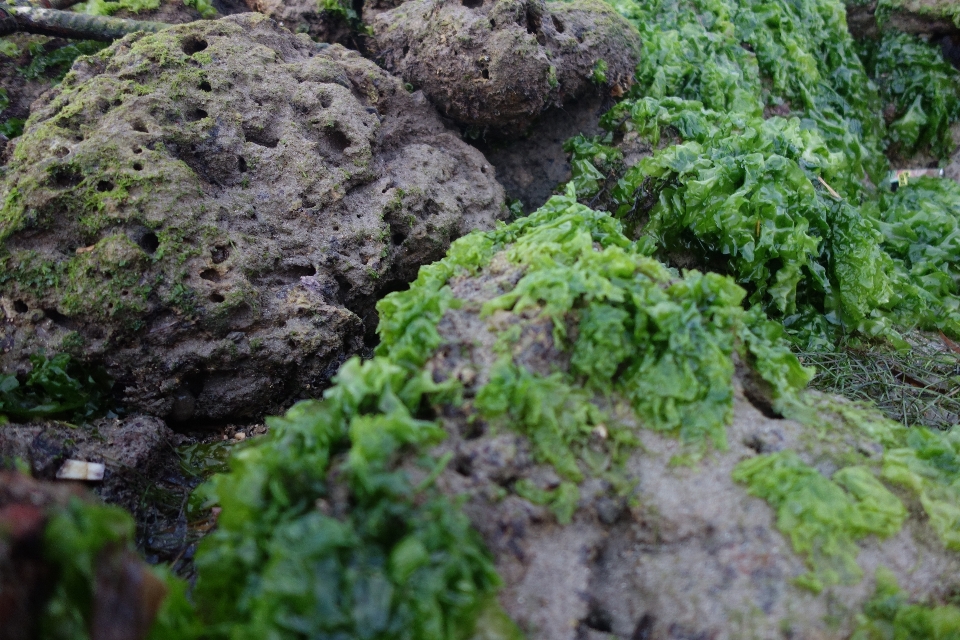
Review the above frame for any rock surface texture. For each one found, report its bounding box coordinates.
[242,0,357,46]
[369,0,642,134]
[0,13,506,423]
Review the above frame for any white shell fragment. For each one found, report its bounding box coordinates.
[56,459,105,481]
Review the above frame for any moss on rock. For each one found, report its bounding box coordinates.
[0,14,506,423]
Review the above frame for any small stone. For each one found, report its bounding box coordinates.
[56,460,105,482]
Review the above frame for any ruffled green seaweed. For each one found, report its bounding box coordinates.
[571,0,960,346]
[733,450,906,593]
[852,567,960,639]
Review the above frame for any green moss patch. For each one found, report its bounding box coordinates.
[734,451,906,593]
[853,567,960,639]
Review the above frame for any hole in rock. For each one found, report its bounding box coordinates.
[552,15,565,32]
[96,180,113,192]
[133,162,143,171]
[199,80,212,92]
[238,156,248,173]
[462,0,482,7]
[188,108,208,122]
[182,36,208,55]
[209,293,225,303]
[44,308,78,330]
[138,232,159,254]
[583,607,614,633]
[525,7,542,35]
[54,147,69,158]
[481,68,489,79]
[199,268,221,282]
[13,300,27,313]
[402,45,410,56]
[133,147,142,154]
[391,231,407,245]
[243,124,279,148]
[132,120,148,133]
[211,245,230,264]
[454,455,473,477]
[51,165,82,187]
[184,372,206,396]
[325,128,351,153]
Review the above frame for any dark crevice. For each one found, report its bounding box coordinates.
[583,606,614,633]
[211,245,230,264]
[181,36,208,55]
[138,231,160,254]
[631,614,655,640]
[243,124,279,148]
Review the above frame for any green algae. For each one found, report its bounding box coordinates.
[0,352,112,423]
[858,31,960,158]
[733,451,906,593]
[181,356,506,640]
[571,0,960,347]
[852,567,960,640]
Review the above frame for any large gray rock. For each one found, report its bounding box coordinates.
[369,0,642,135]
[0,14,506,423]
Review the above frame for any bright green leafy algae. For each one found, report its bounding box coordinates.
[852,567,960,640]
[188,358,507,640]
[859,31,960,158]
[733,451,906,593]
[573,0,960,347]
[125,191,812,636]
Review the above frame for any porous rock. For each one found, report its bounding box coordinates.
[381,206,960,640]
[369,0,641,135]
[242,0,357,46]
[0,14,506,422]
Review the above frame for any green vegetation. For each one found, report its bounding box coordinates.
[174,358,509,640]
[75,0,216,19]
[19,40,107,82]
[852,567,960,639]
[733,451,906,593]
[129,189,809,636]
[568,0,960,348]
[0,353,112,423]
[859,32,960,158]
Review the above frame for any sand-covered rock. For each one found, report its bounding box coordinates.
[380,191,960,639]
[0,13,506,423]
[369,0,641,135]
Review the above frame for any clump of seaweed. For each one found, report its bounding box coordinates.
[568,0,960,348]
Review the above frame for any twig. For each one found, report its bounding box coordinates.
[817,175,842,201]
[0,3,167,40]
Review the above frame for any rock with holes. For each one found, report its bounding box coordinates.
[368,0,642,135]
[242,0,359,47]
[0,13,506,423]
